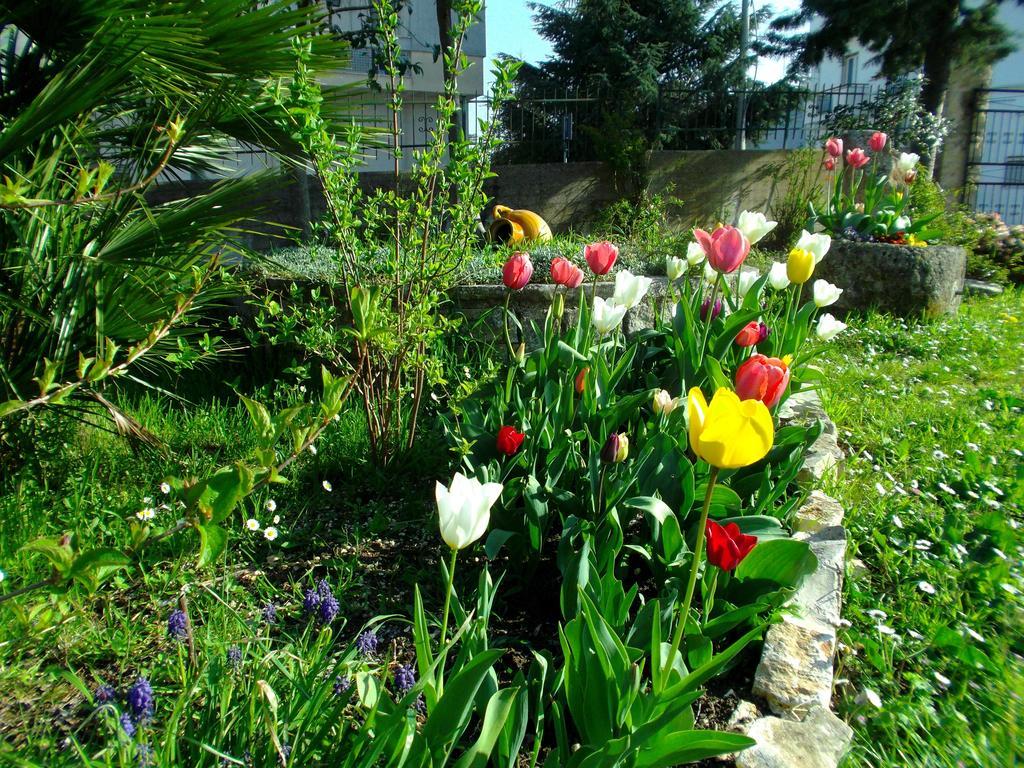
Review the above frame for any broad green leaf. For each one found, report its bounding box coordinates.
[196,523,229,567]
[453,687,521,768]
[633,731,756,767]
[735,538,818,588]
[422,649,504,753]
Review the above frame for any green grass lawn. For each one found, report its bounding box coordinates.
[818,290,1024,766]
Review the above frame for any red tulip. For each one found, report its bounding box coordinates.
[734,321,761,347]
[502,252,533,290]
[551,256,585,288]
[846,148,870,169]
[825,137,843,158]
[693,226,750,274]
[575,367,589,394]
[868,131,888,152]
[705,520,757,571]
[496,425,525,456]
[735,353,791,408]
[823,157,836,171]
[583,241,619,275]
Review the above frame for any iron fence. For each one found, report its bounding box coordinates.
[967,89,1024,224]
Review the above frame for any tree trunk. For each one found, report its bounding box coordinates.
[435,0,461,147]
[918,0,960,170]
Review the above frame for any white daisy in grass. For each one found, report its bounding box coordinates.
[265,499,277,513]
[934,672,951,689]
[322,480,333,492]
[917,581,936,595]
[309,444,318,455]
[246,518,260,532]
[136,508,156,521]
[160,482,171,494]
[263,527,279,542]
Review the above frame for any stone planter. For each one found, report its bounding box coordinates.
[813,240,966,317]
[448,278,672,347]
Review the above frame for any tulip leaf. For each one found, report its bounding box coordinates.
[453,687,521,768]
[716,515,787,540]
[625,495,675,524]
[735,538,818,588]
[423,649,504,753]
[632,731,756,768]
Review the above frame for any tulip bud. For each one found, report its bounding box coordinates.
[502,252,533,290]
[705,520,758,571]
[823,157,836,171]
[515,342,525,361]
[666,255,687,282]
[601,432,629,463]
[825,137,843,158]
[652,389,680,416]
[700,297,723,322]
[496,426,526,456]
[584,241,619,275]
[734,321,761,347]
[868,131,888,152]
[552,291,565,319]
[786,247,815,285]
[575,367,589,394]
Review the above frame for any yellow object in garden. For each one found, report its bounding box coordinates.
[488,205,553,244]
[907,234,928,247]
[687,387,774,469]
[786,247,815,284]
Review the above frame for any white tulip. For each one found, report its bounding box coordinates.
[736,269,759,299]
[737,210,778,246]
[612,269,652,309]
[665,255,687,282]
[591,296,628,335]
[436,472,503,550]
[768,261,790,290]
[703,260,718,285]
[812,279,843,307]
[795,230,832,264]
[894,152,920,173]
[652,389,681,416]
[816,313,848,342]
[686,241,707,266]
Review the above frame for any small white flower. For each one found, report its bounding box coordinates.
[272,515,280,525]
[907,630,924,641]
[965,627,985,643]
[934,672,951,689]
[878,624,896,636]
[160,482,171,495]
[938,482,956,495]
[892,514,903,529]
[767,261,790,290]
[263,526,279,541]
[812,279,843,308]
[309,444,318,455]
[265,499,277,513]
[322,480,333,492]
[855,689,883,709]
[875,482,887,496]
[917,581,936,595]
[142,496,153,505]
[0,569,5,582]
[866,609,887,620]
[136,508,156,521]
[816,313,847,342]
[686,241,706,266]
[246,518,260,531]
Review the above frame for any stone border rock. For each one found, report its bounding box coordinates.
[735,391,854,768]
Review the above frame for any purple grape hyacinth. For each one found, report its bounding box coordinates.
[318,593,339,625]
[119,712,136,738]
[95,684,116,705]
[127,677,154,722]
[227,645,243,670]
[333,675,352,696]
[261,602,277,625]
[394,665,416,696]
[167,609,188,641]
[356,630,379,656]
[302,587,320,616]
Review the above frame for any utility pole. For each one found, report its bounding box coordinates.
[734,0,750,150]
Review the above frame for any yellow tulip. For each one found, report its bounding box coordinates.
[687,387,774,469]
[786,247,815,285]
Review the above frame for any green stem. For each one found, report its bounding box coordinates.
[502,291,515,360]
[596,463,608,517]
[437,547,458,697]
[697,273,722,370]
[662,466,719,689]
[703,567,720,628]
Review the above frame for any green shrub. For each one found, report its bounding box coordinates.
[964,212,1024,285]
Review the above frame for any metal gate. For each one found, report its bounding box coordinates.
[967,88,1024,224]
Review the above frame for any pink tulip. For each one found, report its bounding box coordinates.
[846,148,870,169]
[583,241,619,275]
[550,256,585,288]
[868,131,888,152]
[825,137,843,158]
[693,225,751,274]
[502,252,533,290]
[823,157,836,171]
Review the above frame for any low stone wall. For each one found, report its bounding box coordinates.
[813,241,966,317]
[735,390,852,768]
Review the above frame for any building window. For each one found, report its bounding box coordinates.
[842,54,858,86]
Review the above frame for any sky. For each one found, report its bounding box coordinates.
[482,0,804,90]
